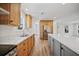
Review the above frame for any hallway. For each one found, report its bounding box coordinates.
[30,35,51,56]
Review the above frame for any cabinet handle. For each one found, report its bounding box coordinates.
[9,20,13,23]
[61,47,63,49]
[23,49,26,51]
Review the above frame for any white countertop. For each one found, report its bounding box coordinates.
[0,25,34,45]
[48,34,79,54]
[0,33,34,45]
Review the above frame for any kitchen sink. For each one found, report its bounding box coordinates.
[20,34,29,37]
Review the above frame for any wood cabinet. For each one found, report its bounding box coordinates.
[0,3,20,26]
[0,3,10,12]
[0,3,10,24]
[16,39,29,56]
[16,34,35,56]
[25,14,32,28]
[10,3,20,26]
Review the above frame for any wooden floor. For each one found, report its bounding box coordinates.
[30,35,51,56]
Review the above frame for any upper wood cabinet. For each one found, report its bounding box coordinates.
[0,3,20,26]
[25,14,32,28]
[0,3,10,24]
[10,3,20,26]
[0,3,10,12]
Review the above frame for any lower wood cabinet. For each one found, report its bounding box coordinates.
[16,34,35,56]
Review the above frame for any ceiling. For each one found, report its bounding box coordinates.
[21,3,79,21]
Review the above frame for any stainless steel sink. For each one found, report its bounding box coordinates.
[20,34,29,37]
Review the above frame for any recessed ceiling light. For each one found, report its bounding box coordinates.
[53,17,56,19]
[26,8,28,11]
[61,3,66,5]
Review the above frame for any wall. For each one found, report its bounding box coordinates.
[20,4,26,29]
[53,13,79,37]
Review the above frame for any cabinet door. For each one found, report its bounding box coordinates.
[50,38,54,55]
[61,45,78,56]
[25,15,32,28]
[28,36,32,50]
[10,3,20,26]
[0,4,10,24]
[16,42,25,56]
[53,39,60,56]
[48,35,51,48]
[16,40,29,56]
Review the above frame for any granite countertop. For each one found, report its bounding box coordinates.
[48,34,79,54]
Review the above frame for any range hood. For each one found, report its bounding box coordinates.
[0,7,9,15]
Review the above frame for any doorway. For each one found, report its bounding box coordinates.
[40,20,53,40]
